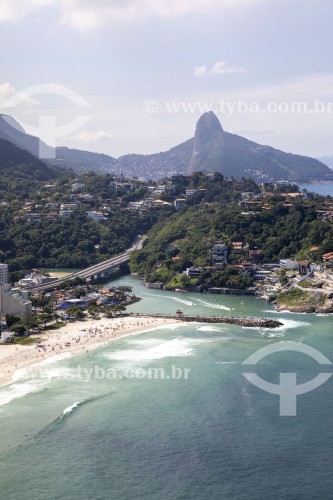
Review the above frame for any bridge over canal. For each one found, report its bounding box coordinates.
[30,252,130,292]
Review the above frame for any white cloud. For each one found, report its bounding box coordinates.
[57,0,263,29]
[72,130,113,142]
[194,66,208,77]
[0,0,54,22]
[194,61,245,77]
[0,0,262,28]
[0,82,40,108]
[211,60,245,75]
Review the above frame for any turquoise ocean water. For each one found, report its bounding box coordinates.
[0,276,333,499]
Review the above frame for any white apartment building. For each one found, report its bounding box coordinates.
[185,189,197,197]
[0,264,8,284]
[0,285,32,319]
[86,211,108,222]
[60,203,79,211]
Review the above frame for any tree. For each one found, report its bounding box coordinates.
[5,314,21,328]
[10,324,27,336]
[111,304,126,313]
[24,317,41,333]
[38,313,54,328]
[66,306,85,319]
[87,304,99,316]
[180,275,192,287]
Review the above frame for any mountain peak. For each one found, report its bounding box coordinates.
[187,111,333,182]
[189,112,223,172]
[0,114,26,134]
[196,111,223,134]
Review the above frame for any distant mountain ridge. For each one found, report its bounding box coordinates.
[0,114,49,157]
[187,112,333,183]
[318,156,333,170]
[0,139,60,181]
[55,146,117,174]
[1,112,332,183]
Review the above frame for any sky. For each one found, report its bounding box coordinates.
[0,0,332,159]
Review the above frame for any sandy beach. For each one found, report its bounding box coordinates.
[0,316,178,388]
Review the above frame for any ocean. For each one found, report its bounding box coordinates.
[298,182,333,197]
[0,276,333,499]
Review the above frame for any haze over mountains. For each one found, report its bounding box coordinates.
[0,112,332,183]
[318,156,333,170]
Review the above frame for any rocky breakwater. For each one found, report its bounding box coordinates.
[131,313,283,329]
[176,315,282,329]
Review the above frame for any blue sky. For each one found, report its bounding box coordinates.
[0,0,332,158]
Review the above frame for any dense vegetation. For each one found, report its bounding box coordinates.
[131,173,333,287]
[1,146,333,291]
[0,169,172,276]
[0,205,169,273]
[0,139,63,199]
[276,288,326,308]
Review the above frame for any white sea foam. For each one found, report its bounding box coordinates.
[259,318,310,338]
[12,353,75,382]
[62,401,81,416]
[148,293,195,306]
[153,323,189,331]
[195,298,232,311]
[12,368,30,382]
[244,318,309,334]
[0,381,46,407]
[13,366,75,382]
[39,367,75,381]
[106,337,194,362]
[264,309,287,314]
[262,331,286,338]
[33,353,73,366]
[242,326,264,331]
[316,313,332,317]
[196,326,225,332]
[170,297,196,306]
[127,338,165,348]
[276,318,310,330]
[264,309,308,315]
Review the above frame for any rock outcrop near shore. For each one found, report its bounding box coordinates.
[276,289,333,314]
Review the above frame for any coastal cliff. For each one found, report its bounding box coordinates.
[275,288,333,313]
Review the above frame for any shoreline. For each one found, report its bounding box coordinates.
[0,316,180,389]
[275,304,333,313]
